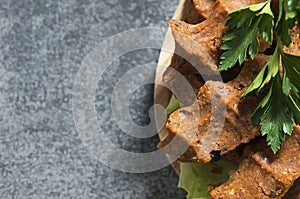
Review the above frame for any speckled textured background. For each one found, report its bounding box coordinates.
[0,0,186,198]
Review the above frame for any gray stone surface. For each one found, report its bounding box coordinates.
[0,0,186,198]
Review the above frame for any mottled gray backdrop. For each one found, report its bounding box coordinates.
[0,0,186,198]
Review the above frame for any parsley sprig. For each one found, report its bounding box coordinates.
[219,0,300,153]
[219,0,274,71]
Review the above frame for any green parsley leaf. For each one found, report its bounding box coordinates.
[251,74,294,153]
[241,41,300,153]
[219,1,274,71]
[281,52,300,123]
[243,41,300,153]
[276,0,300,46]
[220,0,300,153]
[242,42,281,97]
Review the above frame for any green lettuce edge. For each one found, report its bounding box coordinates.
[178,160,236,199]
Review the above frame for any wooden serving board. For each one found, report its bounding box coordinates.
[154,0,197,174]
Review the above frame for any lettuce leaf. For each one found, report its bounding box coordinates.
[165,95,181,115]
[178,160,236,199]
